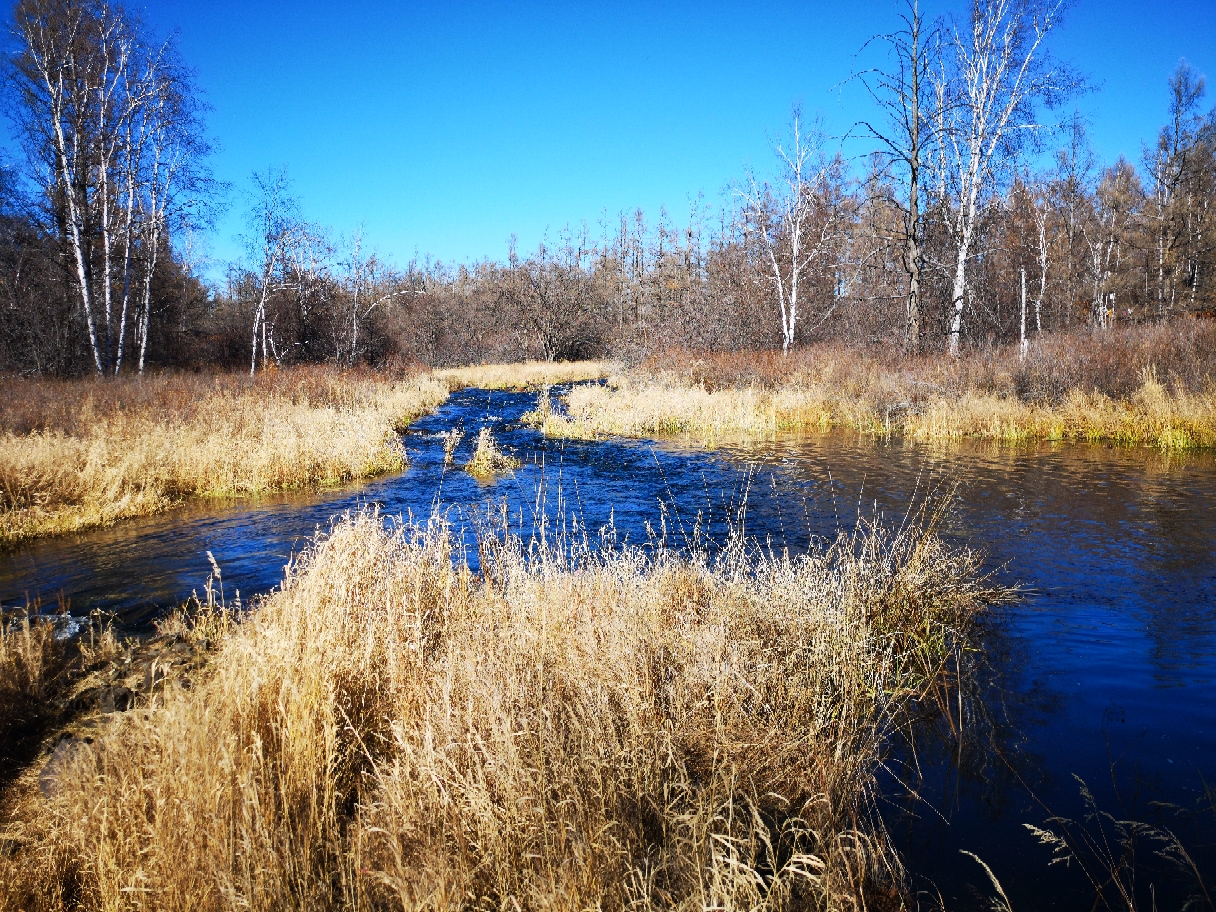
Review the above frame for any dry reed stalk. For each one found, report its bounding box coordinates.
[0,504,1001,912]
[433,359,615,391]
[0,371,450,545]
[439,427,465,467]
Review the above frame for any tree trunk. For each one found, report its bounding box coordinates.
[1019,265,1027,360]
[948,228,972,357]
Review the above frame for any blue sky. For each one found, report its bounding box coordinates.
[79,1,1216,277]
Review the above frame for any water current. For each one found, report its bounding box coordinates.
[2,384,1214,909]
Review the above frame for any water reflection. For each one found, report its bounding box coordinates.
[2,385,1213,908]
[707,432,1216,909]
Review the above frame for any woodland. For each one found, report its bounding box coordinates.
[0,0,1213,376]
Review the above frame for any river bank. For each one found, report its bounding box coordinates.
[0,501,999,912]
[0,361,614,547]
[530,321,1216,450]
[0,369,449,546]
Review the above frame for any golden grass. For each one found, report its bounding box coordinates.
[464,427,520,476]
[0,610,64,707]
[532,355,1216,450]
[432,359,615,390]
[0,369,450,545]
[0,504,1000,911]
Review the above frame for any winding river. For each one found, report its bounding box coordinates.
[3,384,1214,909]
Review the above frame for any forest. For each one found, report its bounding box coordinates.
[0,0,1213,376]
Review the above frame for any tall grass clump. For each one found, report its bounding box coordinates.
[0,368,449,544]
[0,610,63,706]
[534,320,1216,449]
[0,608,69,796]
[464,426,520,476]
[0,504,1001,911]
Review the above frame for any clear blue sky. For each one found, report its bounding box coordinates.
[80,1,1216,277]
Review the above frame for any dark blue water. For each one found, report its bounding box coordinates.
[2,385,1214,909]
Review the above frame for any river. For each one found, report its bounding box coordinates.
[3,384,1214,910]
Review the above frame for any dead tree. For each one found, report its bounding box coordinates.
[853,0,943,351]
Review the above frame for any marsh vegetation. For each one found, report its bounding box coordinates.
[530,321,1216,449]
[0,502,1002,912]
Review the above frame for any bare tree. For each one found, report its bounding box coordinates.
[933,0,1069,355]
[132,53,214,373]
[10,0,128,372]
[1083,159,1141,327]
[854,0,943,351]
[739,109,842,354]
[1143,61,1210,315]
[1026,177,1049,334]
[503,235,604,362]
[6,0,215,375]
[245,168,297,373]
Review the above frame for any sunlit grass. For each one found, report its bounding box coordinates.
[432,359,615,390]
[0,502,1003,911]
[532,327,1216,450]
[0,368,450,545]
[463,426,520,476]
[0,609,64,707]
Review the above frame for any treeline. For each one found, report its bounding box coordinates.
[1,0,1214,376]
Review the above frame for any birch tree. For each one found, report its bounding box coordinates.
[245,168,297,373]
[1143,62,1210,315]
[1050,115,1095,328]
[933,0,1069,355]
[1082,159,1141,326]
[130,52,212,372]
[11,0,125,373]
[7,0,215,374]
[339,229,417,366]
[1026,178,1049,333]
[739,110,842,354]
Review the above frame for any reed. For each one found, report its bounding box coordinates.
[0,368,449,545]
[532,322,1216,449]
[433,359,615,390]
[0,610,64,708]
[0,503,1001,911]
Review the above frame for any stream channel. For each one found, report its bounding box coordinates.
[2,384,1215,909]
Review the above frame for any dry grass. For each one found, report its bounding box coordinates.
[1,608,71,797]
[532,321,1216,449]
[0,610,65,707]
[0,503,1000,911]
[433,359,615,390]
[0,368,450,545]
[464,427,520,476]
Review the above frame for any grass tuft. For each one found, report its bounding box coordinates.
[464,427,521,476]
